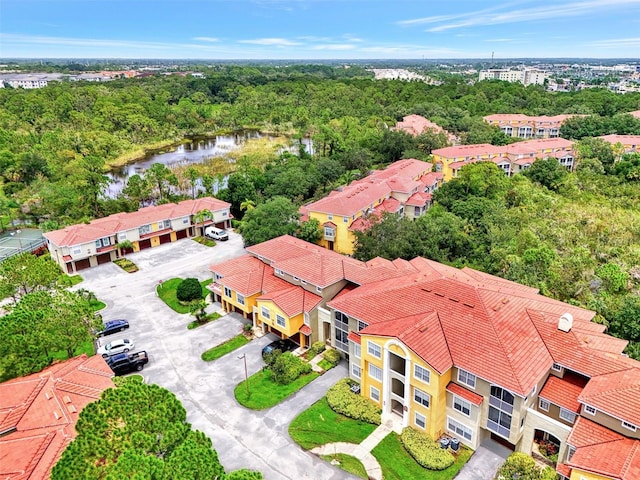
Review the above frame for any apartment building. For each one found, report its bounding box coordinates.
[478,68,549,86]
[599,134,640,154]
[394,114,458,144]
[483,114,580,139]
[299,159,442,255]
[44,197,231,273]
[210,235,640,480]
[432,138,575,181]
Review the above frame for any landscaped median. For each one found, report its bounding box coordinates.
[156,277,213,314]
[201,334,249,361]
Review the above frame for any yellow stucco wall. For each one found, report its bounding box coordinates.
[256,300,304,339]
[308,211,356,254]
[221,287,259,316]
[569,469,613,480]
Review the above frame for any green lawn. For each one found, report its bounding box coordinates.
[289,397,377,449]
[187,312,221,330]
[59,274,83,287]
[89,299,106,312]
[201,334,249,361]
[321,454,368,479]
[157,277,213,314]
[235,368,320,410]
[50,339,95,361]
[371,433,472,480]
[193,236,216,247]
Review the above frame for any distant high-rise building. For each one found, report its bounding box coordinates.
[479,68,549,86]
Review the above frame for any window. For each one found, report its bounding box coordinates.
[261,306,270,319]
[304,312,309,325]
[276,314,286,328]
[367,341,381,359]
[300,279,306,285]
[453,396,471,416]
[118,232,127,241]
[139,224,151,235]
[95,237,110,248]
[316,286,322,293]
[370,386,380,402]
[214,273,222,281]
[559,408,576,424]
[343,216,349,223]
[274,269,282,275]
[182,217,190,224]
[458,369,476,388]
[414,364,430,384]
[72,246,82,255]
[415,412,426,429]
[334,311,349,353]
[447,417,472,441]
[163,219,171,229]
[353,343,361,359]
[488,386,514,438]
[539,398,550,412]
[236,293,245,306]
[369,364,382,382]
[224,287,232,298]
[222,211,228,217]
[328,214,333,221]
[567,445,575,461]
[552,362,562,372]
[357,320,368,331]
[622,421,637,432]
[352,364,361,378]
[293,276,299,282]
[584,405,596,415]
[414,388,430,408]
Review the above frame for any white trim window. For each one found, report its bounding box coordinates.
[559,408,576,424]
[72,246,82,255]
[458,369,476,389]
[276,314,286,328]
[117,232,127,242]
[414,388,430,408]
[261,306,270,319]
[367,341,382,359]
[447,417,473,441]
[369,364,382,382]
[453,396,471,416]
[552,363,562,372]
[584,405,596,415]
[539,398,550,412]
[357,320,368,331]
[415,412,426,429]
[224,287,232,298]
[622,421,637,432]
[236,293,245,306]
[370,386,380,402]
[353,344,361,359]
[351,364,361,379]
[414,364,430,384]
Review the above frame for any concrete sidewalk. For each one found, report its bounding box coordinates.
[310,423,393,480]
[455,439,511,480]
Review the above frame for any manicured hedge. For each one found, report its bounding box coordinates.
[272,352,312,385]
[176,277,203,302]
[308,341,326,357]
[400,427,454,471]
[326,378,381,425]
[323,348,341,365]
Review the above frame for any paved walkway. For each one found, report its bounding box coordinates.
[455,439,512,480]
[310,424,393,480]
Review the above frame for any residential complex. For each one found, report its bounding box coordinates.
[299,159,442,255]
[211,235,640,480]
[44,197,231,273]
[599,134,640,154]
[432,138,576,181]
[394,114,458,144]
[478,68,549,86]
[0,355,114,479]
[483,114,580,139]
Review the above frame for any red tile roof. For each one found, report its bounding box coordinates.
[483,114,579,126]
[0,355,114,480]
[300,325,312,335]
[567,417,640,480]
[540,373,587,413]
[258,285,322,317]
[446,382,484,405]
[629,110,640,119]
[394,115,458,143]
[578,369,640,426]
[433,144,503,159]
[44,197,230,247]
[599,134,640,147]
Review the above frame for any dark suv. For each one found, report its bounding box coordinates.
[96,319,129,337]
[261,338,297,358]
[106,351,149,376]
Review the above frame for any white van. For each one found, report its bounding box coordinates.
[204,226,229,241]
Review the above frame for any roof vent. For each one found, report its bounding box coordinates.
[558,312,573,333]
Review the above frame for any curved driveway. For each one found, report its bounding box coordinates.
[79,233,354,480]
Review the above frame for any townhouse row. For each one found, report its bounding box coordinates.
[44,197,231,273]
[210,235,640,480]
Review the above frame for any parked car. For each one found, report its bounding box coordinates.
[96,319,129,337]
[204,226,229,241]
[106,351,149,376]
[97,338,135,358]
[262,338,297,358]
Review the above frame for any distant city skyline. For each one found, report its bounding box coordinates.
[2,0,640,60]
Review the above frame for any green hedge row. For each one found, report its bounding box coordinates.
[400,427,454,470]
[272,352,312,385]
[308,341,326,358]
[323,348,341,365]
[326,378,381,425]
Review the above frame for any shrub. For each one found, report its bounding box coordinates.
[400,427,454,470]
[497,452,556,480]
[271,352,312,385]
[176,277,203,302]
[263,349,282,369]
[323,348,341,365]
[309,341,326,357]
[326,378,381,425]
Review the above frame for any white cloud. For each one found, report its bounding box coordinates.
[586,37,640,48]
[238,37,301,46]
[312,44,356,50]
[193,37,219,43]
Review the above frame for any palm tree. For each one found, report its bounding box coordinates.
[115,240,134,258]
[193,209,213,237]
[240,199,255,213]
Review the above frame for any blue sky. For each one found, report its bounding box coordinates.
[1,0,640,59]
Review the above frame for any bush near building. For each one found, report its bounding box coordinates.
[176,277,203,302]
[496,452,557,480]
[271,352,311,385]
[323,348,341,366]
[326,378,381,425]
[400,427,454,471]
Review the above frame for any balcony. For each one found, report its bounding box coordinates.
[389,353,406,376]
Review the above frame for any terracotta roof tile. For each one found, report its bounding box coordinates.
[300,325,312,335]
[579,369,640,426]
[446,382,484,405]
[540,373,587,413]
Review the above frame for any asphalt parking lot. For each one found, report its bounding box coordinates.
[80,232,353,480]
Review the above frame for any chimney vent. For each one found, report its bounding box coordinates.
[558,313,573,332]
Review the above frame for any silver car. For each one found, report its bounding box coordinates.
[97,338,135,358]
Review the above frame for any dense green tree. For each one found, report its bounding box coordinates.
[0,253,62,301]
[522,157,569,191]
[238,196,299,246]
[297,218,322,244]
[146,163,178,201]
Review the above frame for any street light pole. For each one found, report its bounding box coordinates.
[238,354,249,396]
